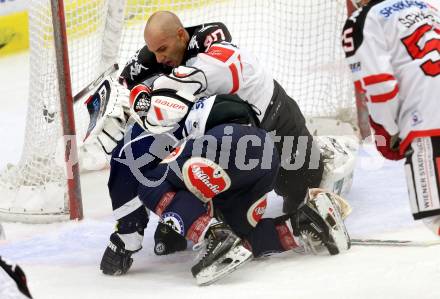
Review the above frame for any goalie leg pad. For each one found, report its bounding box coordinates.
[292,189,351,255]
[317,135,358,197]
[405,137,440,220]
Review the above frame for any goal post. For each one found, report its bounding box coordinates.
[50,0,83,220]
[0,0,356,223]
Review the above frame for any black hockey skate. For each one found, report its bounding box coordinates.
[291,191,351,255]
[191,221,252,286]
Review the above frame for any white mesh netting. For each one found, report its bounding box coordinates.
[0,0,354,222]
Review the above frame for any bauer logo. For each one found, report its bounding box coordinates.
[154,97,187,111]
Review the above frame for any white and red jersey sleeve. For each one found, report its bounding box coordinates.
[343,0,440,154]
[348,14,400,137]
[194,43,244,95]
[185,42,274,121]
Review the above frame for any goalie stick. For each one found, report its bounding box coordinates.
[77,63,120,140]
[42,64,119,123]
[351,238,440,247]
[73,63,119,103]
[83,78,112,141]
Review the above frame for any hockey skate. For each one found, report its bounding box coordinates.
[191,221,253,286]
[291,189,351,255]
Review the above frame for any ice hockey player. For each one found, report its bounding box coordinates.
[99,67,350,285]
[110,10,340,256]
[125,11,325,212]
[0,255,33,299]
[343,0,440,234]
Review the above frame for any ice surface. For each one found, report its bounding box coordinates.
[1,53,439,299]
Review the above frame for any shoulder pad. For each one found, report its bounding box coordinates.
[119,45,171,89]
[342,2,378,57]
[184,22,232,61]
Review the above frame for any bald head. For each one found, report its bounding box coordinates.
[144,11,189,67]
[144,11,183,40]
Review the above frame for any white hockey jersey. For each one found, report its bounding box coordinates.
[342,0,440,154]
[186,42,274,121]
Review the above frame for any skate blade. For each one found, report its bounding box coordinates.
[195,244,253,286]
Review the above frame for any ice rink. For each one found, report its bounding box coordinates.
[1,52,439,299]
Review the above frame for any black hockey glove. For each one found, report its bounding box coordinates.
[0,256,33,298]
[154,221,187,255]
[100,232,142,275]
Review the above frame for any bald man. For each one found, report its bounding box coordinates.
[143,11,189,67]
[117,11,326,256]
[119,11,232,88]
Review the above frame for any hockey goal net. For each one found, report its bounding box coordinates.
[0,0,355,222]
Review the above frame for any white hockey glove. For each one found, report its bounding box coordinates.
[129,66,207,134]
[152,66,207,96]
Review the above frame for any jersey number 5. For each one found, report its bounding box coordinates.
[402,24,440,77]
